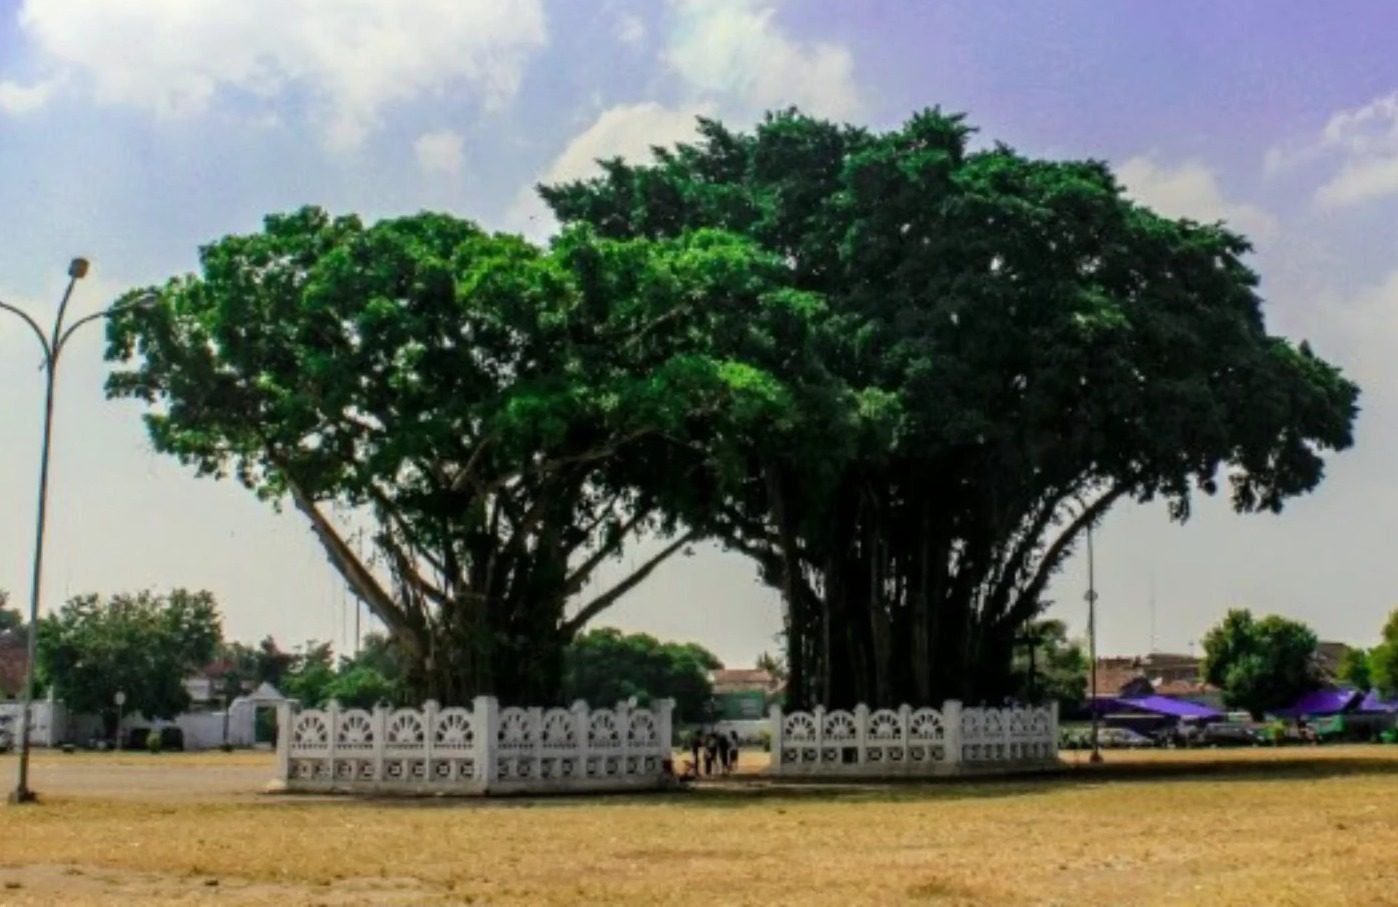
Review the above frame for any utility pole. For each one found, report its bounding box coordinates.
[1086,525,1103,764]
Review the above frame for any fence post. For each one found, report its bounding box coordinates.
[371,705,388,783]
[942,700,962,769]
[325,700,341,785]
[528,706,544,780]
[572,700,590,780]
[275,700,294,782]
[654,698,675,777]
[1049,702,1060,761]
[854,703,869,767]
[421,700,438,785]
[473,696,497,788]
[1002,707,1013,762]
[768,703,784,774]
[618,699,632,778]
[813,705,826,771]
[899,703,911,767]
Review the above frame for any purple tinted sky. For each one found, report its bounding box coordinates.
[2,1,1398,667]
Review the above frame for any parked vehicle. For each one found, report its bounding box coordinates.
[1194,723,1261,747]
[1097,727,1155,749]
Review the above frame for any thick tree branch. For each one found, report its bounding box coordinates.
[1002,479,1137,629]
[562,531,697,636]
[563,508,647,595]
[285,477,420,655]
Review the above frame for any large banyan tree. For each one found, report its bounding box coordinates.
[543,109,1360,708]
[105,209,800,703]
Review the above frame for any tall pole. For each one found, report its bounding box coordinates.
[1086,524,1103,764]
[2,263,152,804]
[9,267,80,804]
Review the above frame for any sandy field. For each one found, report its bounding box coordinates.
[2,746,1397,906]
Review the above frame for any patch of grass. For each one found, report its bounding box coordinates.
[0,747,1396,905]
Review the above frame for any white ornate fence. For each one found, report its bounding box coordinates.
[769,701,1058,776]
[274,697,674,795]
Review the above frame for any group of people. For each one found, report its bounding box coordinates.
[685,727,741,778]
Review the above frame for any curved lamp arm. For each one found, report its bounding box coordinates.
[54,292,161,360]
[0,299,54,365]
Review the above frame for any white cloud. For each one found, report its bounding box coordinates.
[1316,156,1398,209]
[414,129,466,179]
[1117,156,1279,243]
[507,101,713,240]
[665,0,858,119]
[616,13,647,47]
[1265,92,1398,208]
[0,77,55,114]
[11,0,547,148]
[505,1,861,241]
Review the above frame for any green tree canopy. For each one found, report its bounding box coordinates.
[36,589,222,733]
[544,109,1360,707]
[1201,609,1320,718]
[1009,618,1088,712]
[561,627,720,722]
[0,590,20,634]
[1369,610,1398,698]
[1336,646,1373,692]
[106,208,797,704]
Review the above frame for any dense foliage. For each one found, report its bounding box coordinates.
[561,627,720,722]
[106,209,793,704]
[108,108,1358,709]
[1369,610,1398,698]
[1201,609,1320,718]
[1007,619,1088,712]
[0,590,19,633]
[545,109,1359,707]
[36,589,222,732]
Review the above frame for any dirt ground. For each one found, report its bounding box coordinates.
[2,746,1397,906]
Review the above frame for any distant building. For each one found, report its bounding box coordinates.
[709,668,782,721]
[1091,652,1219,706]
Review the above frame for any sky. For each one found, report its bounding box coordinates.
[3,0,1398,668]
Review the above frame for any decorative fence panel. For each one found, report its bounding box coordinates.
[769,700,1058,776]
[275,697,673,795]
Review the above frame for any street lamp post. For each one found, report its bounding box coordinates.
[1,260,151,804]
[114,690,126,752]
[1086,524,1103,765]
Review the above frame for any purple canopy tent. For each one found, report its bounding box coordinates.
[1270,688,1363,719]
[1089,695,1222,720]
[1359,690,1398,713]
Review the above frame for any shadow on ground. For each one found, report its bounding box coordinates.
[263,749,1398,813]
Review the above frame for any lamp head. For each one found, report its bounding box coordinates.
[68,258,90,279]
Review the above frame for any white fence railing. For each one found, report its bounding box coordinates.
[769,701,1058,776]
[275,697,674,795]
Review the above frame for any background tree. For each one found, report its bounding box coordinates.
[545,109,1360,708]
[106,209,794,704]
[1336,646,1373,692]
[1201,609,1320,718]
[561,628,720,722]
[0,590,26,698]
[1369,610,1398,697]
[36,589,222,734]
[280,641,337,707]
[1009,618,1088,712]
[216,635,296,694]
[755,650,788,687]
[0,590,20,633]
